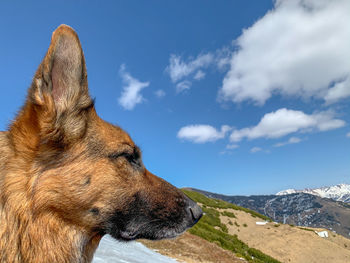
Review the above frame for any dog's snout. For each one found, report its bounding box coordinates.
[185,197,203,225]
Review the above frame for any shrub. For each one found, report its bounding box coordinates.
[248,248,281,263]
[201,207,228,233]
[298,227,314,232]
[222,211,237,218]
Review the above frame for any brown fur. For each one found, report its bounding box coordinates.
[0,25,201,263]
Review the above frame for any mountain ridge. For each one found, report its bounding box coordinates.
[188,187,350,238]
[276,183,350,203]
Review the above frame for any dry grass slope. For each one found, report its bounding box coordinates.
[142,189,350,263]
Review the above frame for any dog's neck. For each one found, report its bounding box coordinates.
[0,205,102,263]
[0,131,102,263]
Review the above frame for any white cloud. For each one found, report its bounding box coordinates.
[251,147,262,153]
[167,53,214,83]
[155,89,166,98]
[347,132,350,138]
[118,65,150,110]
[230,108,345,142]
[274,137,302,147]
[226,144,239,149]
[176,81,192,93]
[177,125,231,143]
[324,78,350,105]
[216,46,232,70]
[166,48,233,93]
[194,70,206,80]
[219,0,350,105]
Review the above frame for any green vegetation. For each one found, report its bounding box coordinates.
[234,221,240,227]
[243,223,248,227]
[274,224,280,228]
[189,220,280,263]
[183,189,281,263]
[221,211,236,218]
[182,189,271,221]
[202,207,228,233]
[298,227,314,232]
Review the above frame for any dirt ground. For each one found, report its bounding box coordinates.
[140,232,244,263]
[221,208,350,263]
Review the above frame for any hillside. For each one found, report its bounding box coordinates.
[141,232,243,263]
[191,188,350,238]
[142,189,277,263]
[142,190,350,263]
[221,208,350,263]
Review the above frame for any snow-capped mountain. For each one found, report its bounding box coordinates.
[276,184,350,203]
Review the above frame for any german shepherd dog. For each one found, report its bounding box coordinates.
[0,25,202,263]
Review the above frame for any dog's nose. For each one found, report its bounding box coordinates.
[186,198,203,225]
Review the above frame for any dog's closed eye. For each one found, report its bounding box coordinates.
[108,147,143,169]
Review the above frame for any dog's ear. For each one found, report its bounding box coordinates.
[12,25,94,151]
[31,24,91,113]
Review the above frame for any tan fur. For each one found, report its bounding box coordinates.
[0,25,199,263]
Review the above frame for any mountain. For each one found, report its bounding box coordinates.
[144,189,350,263]
[190,188,350,238]
[276,183,350,203]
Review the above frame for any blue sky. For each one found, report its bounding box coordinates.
[0,0,349,195]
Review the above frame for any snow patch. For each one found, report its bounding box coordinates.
[93,235,178,263]
[256,221,268,225]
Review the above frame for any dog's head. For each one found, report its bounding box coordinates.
[11,25,201,241]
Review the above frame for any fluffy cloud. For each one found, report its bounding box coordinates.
[274,137,302,147]
[118,65,149,110]
[347,132,350,138]
[177,125,231,143]
[230,108,345,142]
[324,78,350,105]
[219,0,350,105]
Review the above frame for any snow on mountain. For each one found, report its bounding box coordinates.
[93,235,178,263]
[276,184,350,203]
